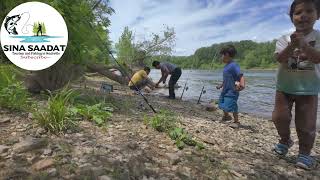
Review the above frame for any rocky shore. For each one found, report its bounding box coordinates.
[0,76,319,180]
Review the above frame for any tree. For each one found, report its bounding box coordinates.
[1,0,115,92]
[115,26,135,66]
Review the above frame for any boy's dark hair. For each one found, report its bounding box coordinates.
[152,61,160,67]
[144,66,150,72]
[219,45,237,58]
[289,0,320,21]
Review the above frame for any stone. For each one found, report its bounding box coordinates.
[0,145,9,153]
[36,128,46,136]
[0,118,10,124]
[47,168,57,177]
[43,149,53,156]
[32,158,54,171]
[98,175,112,180]
[13,136,48,153]
[166,153,181,165]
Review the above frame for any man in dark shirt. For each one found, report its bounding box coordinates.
[152,61,182,99]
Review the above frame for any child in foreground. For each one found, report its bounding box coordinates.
[272,0,320,170]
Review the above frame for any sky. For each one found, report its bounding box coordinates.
[109,0,320,56]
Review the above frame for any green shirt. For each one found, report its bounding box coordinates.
[275,30,320,95]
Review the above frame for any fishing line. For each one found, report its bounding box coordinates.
[20,12,33,34]
[80,4,158,113]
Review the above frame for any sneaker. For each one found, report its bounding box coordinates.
[296,154,315,170]
[273,140,294,156]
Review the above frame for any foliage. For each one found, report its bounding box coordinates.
[0,66,30,111]
[32,88,77,133]
[145,110,204,150]
[169,127,205,150]
[70,103,113,126]
[115,27,136,65]
[144,110,177,132]
[115,25,176,68]
[166,40,277,69]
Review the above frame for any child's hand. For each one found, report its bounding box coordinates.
[290,32,307,49]
[235,81,244,91]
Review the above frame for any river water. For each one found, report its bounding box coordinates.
[149,69,320,127]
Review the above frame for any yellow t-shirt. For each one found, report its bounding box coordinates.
[128,70,148,87]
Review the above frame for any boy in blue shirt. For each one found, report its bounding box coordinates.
[216,45,244,128]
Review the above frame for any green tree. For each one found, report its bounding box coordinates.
[115,26,135,66]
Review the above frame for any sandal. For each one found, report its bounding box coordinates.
[296,154,315,170]
[274,140,293,156]
[229,122,240,129]
[221,115,232,121]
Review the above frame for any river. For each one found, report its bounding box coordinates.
[149,69,320,127]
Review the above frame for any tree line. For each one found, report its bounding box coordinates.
[162,40,277,70]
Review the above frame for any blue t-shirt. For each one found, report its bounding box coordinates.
[221,61,241,97]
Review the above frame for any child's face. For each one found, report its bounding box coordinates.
[221,53,231,63]
[292,2,318,33]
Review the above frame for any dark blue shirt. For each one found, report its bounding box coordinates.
[221,61,241,97]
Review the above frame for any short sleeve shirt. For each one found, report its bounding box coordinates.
[275,30,320,95]
[222,61,241,97]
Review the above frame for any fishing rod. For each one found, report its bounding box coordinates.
[107,50,157,113]
[180,79,188,100]
[197,86,206,104]
[85,5,157,113]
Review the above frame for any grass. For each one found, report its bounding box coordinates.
[32,87,77,133]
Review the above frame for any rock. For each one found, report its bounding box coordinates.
[126,142,139,150]
[13,136,48,153]
[98,175,112,180]
[0,145,9,153]
[79,166,106,178]
[6,168,31,179]
[205,104,217,112]
[43,149,53,156]
[166,153,181,165]
[47,168,57,177]
[32,158,55,171]
[27,113,33,119]
[36,128,46,136]
[0,117,10,124]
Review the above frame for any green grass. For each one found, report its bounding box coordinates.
[32,87,77,133]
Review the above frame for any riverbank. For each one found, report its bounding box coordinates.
[0,74,319,179]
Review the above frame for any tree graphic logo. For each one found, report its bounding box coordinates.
[32,22,47,36]
[0,2,68,71]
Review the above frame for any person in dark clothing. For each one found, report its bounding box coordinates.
[152,61,182,99]
[37,23,42,36]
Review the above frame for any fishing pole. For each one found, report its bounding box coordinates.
[85,4,157,113]
[107,50,157,113]
[180,79,188,100]
[197,86,206,104]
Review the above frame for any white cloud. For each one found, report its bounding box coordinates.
[109,0,320,56]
